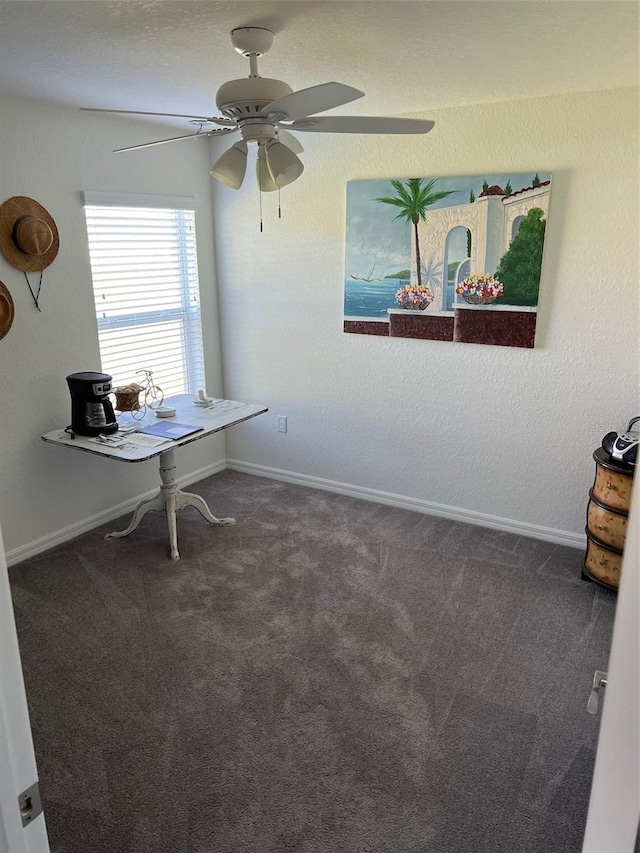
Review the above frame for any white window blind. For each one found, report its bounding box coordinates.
[83,197,205,399]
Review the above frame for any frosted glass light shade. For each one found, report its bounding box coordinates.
[265,141,303,187]
[210,142,248,189]
[256,157,279,192]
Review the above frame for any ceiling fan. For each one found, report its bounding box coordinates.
[82,26,435,192]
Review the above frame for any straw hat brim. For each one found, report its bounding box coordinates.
[0,196,60,272]
[0,281,15,341]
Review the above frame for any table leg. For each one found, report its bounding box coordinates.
[105,492,165,541]
[158,449,181,561]
[165,489,179,561]
[105,448,234,560]
[176,490,236,527]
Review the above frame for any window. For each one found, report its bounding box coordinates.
[82,192,205,398]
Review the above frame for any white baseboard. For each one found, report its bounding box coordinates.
[8,456,586,566]
[226,459,586,550]
[6,460,227,566]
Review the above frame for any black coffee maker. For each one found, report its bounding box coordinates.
[67,372,119,436]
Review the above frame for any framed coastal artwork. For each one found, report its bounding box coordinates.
[343,172,552,348]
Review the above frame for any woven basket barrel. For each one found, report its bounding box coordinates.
[591,451,633,511]
[584,528,623,590]
[586,490,627,551]
[583,448,634,590]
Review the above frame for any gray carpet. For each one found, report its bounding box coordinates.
[9,470,616,853]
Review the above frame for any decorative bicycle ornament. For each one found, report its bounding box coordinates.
[113,370,165,420]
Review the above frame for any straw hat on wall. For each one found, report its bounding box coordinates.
[0,281,15,340]
[0,196,60,272]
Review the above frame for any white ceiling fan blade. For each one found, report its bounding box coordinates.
[265,82,364,122]
[81,108,235,127]
[114,127,236,153]
[289,116,435,134]
[275,128,304,154]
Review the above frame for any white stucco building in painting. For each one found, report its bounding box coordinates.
[416,180,551,311]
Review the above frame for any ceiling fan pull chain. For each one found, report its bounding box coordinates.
[23,270,43,311]
[259,187,263,233]
[278,188,282,220]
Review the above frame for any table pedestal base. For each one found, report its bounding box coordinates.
[105,449,235,560]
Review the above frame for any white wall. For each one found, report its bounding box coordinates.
[213,87,639,541]
[0,93,225,560]
[1,87,637,558]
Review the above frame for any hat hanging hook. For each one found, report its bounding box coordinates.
[23,270,43,311]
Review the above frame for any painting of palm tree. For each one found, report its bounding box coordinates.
[344,171,552,348]
[375,178,456,286]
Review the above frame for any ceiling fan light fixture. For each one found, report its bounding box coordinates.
[209,141,248,189]
[265,141,304,188]
[256,156,279,192]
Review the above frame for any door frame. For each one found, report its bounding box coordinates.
[582,473,640,851]
[0,523,50,853]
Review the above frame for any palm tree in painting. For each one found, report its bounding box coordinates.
[375,178,456,286]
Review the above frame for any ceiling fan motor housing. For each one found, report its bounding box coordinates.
[216,78,293,120]
[230,27,274,58]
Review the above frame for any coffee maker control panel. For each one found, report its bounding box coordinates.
[93,380,112,395]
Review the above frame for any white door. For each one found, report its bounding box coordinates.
[582,473,640,852]
[0,522,50,853]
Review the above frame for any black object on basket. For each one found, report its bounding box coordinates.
[601,416,639,468]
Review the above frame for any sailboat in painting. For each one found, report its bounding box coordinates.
[350,263,377,282]
[362,264,376,282]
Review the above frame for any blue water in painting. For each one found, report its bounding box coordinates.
[344,277,408,318]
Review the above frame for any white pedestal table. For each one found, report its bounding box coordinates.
[41,395,268,561]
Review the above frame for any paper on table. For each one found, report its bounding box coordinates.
[126,433,173,448]
[117,422,140,435]
[137,422,204,440]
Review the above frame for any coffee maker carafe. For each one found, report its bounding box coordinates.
[67,372,119,436]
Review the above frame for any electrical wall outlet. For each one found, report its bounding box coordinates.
[277,415,287,433]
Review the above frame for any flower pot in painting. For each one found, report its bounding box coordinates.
[456,273,503,305]
[462,293,497,305]
[395,284,434,310]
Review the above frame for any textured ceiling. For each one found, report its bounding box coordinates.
[0,1,637,129]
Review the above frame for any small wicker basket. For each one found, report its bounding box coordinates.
[114,386,142,412]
